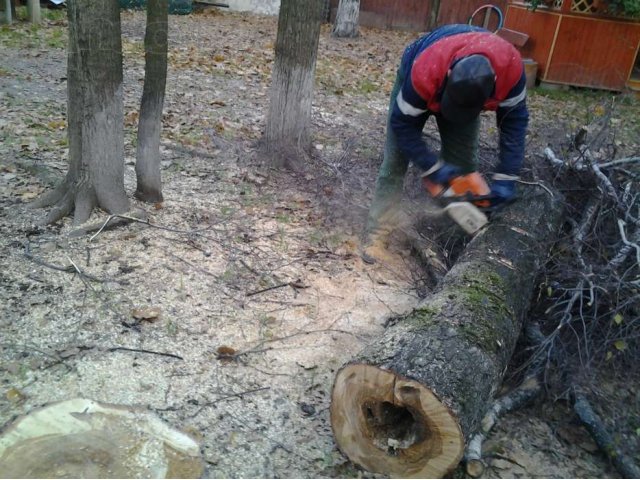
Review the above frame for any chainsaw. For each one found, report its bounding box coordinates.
[422,171,493,234]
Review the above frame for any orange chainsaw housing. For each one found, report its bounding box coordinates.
[422,171,491,208]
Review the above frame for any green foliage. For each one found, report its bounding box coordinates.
[607,0,640,17]
[526,0,640,17]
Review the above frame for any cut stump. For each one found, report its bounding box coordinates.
[331,187,564,478]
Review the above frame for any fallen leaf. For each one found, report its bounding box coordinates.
[216,345,237,360]
[20,190,40,200]
[613,313,623,325]
[47,119,66,130]
[124,110,139,127]
[131,306,162,321]
[6,387,26,403]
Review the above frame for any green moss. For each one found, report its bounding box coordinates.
[404,305,440,328]
[456,269,513,354]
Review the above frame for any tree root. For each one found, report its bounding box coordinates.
[43,188,75,225]
[134,187,163,204]
[29,179,68,210]
[31,175,132,226]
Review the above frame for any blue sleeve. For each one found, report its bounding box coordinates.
[496,71,529,176]
[389,78,438,171]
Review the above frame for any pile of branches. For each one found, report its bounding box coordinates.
[539,99,639,382]
[465,98,640,478]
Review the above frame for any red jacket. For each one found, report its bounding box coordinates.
[411,32,523,112]
[390,25,529,176]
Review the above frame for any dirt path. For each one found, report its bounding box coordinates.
[0,9,628,478]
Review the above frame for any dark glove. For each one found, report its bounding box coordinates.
[421,161,462,198]
[488,177,517,208]
[424,161,462,185]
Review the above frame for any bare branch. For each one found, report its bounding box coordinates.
[599,156,640,169]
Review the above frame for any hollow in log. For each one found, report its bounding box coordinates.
[330,187,563,477]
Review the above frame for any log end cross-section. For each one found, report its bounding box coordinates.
[331,364,464,478]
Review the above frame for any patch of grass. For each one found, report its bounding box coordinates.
[309,230,344,250]
[165,319,178,336]
[358,79,377,95]
[167,160,185,173]
[46,27,65,48]
[309,229,323,247]
[122,39,144,56]
[530,85,612,103]
[220,265,238,283]
[277,225,288,252]
[274,212,291,224]
[0,17,67,49]
[167,128,207,148]
[42,8,67,22]
[219,205,235,216]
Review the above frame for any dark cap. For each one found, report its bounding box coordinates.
[440,55,495,124]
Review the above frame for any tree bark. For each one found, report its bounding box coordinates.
[32,0,129,225]
[330,188,564,478]
[2,0,12,24]
[135,0,168,203]
[428,0,441,31]
[332,0,359,38]
[27,0,40,23]
[263,0,323,168]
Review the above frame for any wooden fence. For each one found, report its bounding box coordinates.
[329,0,508,32]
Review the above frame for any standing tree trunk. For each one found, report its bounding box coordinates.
[330,189,564,478]
[428,0,441,31]
[135,0,168,203]
[2,0,12,24]
[332,0,360,38]
[263,0,323,167]
[27,0,41,23]
[32,0,129,225]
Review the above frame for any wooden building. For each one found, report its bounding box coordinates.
[504,0,640,91]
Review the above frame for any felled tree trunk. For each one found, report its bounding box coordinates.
[331,188,563,478]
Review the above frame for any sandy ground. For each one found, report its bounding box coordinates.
[0,8,634,478]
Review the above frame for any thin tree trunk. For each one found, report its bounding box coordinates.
[135,0,168,203]
[330,188,564,478]
[3,0,12,24]
[27,0,40,23]
[32,0,129,225]
[428,0,441,31]
[263,0,323,167]
[332,0,359,38]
